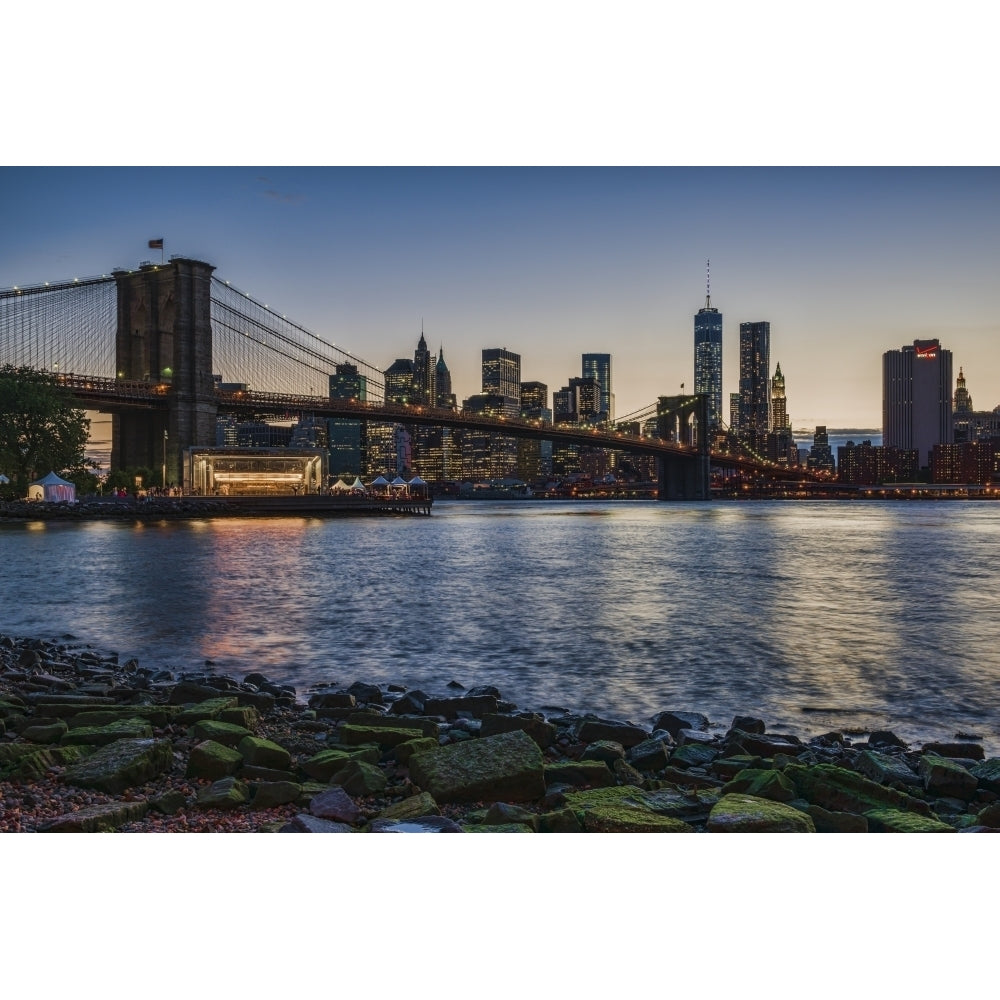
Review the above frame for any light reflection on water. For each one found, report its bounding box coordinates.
[2,500,998,754]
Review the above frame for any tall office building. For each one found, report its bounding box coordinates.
[581,353,613,422]
[327,363,367,478]
[694,261,723,428]
[770,362,788,432]
[738,321,771,453]
[412,328,435,405]
[766,362,796,464]
[435,346,456,410]
[482,347,521,408]
[883,338,953,469]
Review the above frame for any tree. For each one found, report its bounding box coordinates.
[0,364,95,496]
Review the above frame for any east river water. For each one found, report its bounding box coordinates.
[2,500,998,754]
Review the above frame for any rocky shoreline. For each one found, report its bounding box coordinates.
[2,631,998,833]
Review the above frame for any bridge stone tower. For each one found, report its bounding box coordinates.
[112,259,217,485]
[657,393,711,500]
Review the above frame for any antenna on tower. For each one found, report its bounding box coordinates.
[706,259,711,309]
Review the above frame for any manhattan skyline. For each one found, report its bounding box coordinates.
[2,166,998,429]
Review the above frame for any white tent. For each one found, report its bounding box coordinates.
[350,477,367,494]
[408,475,428,497]
[0,474,9,484]
[390,476,409,492]
[331,479,351,493]
[369,475,390,494]
[27,471,76,503]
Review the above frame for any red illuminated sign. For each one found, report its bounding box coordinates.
[915,342,938,360]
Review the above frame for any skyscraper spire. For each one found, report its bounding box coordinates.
[706,259,711,309]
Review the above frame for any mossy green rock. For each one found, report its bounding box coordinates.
[543,759,616,788]
[237,736,292,771]
[539,807,585,833]
[969,758,1000,794]
[634,785,721,820]
[483,802,540,830]
[219,706,260,729]
[374,791,441,821]
[346,712,439,738]
[329,760,388,796]
[186,739,243,779]
[707,793,817,832]
[62,738,174,793]
[61,718,153,747]
[252,781,303,808]
[396,737,439,764]
[197,776,250,810]
[918,754,977,799]
[582,804,694,832]
[175,697,239,725]
[7,745,91,781]
[301,746,380,781]
[72,705,179,728]
[974,802,1000,828]
[409,729,546,804]
[785,763,931,816]
[21,720,69,744]
[38,800,150,832]
[722,768,797,803]
[341,723,426,748]
[807,804,869,833]
[864,808,955,833]
[189,719,253,747]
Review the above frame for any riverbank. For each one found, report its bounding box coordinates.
[0,494,432,521]
[1,631,997,832]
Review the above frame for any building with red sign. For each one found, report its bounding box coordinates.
[883,338,953,473]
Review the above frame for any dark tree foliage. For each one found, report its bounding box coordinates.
[0,364,95,495]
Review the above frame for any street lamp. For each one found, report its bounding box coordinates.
[162,430,168,490]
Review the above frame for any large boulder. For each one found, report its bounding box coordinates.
[329,760,387,797]
[543,760,616,788]
[187,739,243,780]
[864,808,955,833]
[373,792,440,822]
[60,718,153,747]
[970,759,1000,794]
[301,747,380,781]
[577,717,648,748]
[408,729,545,803]
[707,794,816,833]
[857,750,921,787]
[340,724,426,749]
[310,786,361,824]
[237,736,292,771]
[918,754,978,800]
[581,804,694,833]
[722,768,797,803]
[62,738,174,793]
[38,800,150,832]
[189,720,253,748]
[784,763,932,816]
[480,713,557,748]
[196,776,250,810]
[422,695,499,719]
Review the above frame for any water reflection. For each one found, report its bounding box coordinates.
[1,501,998,753]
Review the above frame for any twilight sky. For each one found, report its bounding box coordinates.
[2,166,997,429]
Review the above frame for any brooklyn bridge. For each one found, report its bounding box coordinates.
[1,256,811,499]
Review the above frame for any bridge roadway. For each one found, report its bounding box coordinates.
[54,372,811,480]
